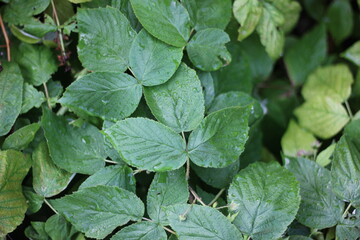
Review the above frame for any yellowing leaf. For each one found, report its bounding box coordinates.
[295,97,350,139]
[233,0,262,41]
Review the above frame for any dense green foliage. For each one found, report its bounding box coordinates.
[0,0,359,239]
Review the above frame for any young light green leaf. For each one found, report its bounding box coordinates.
[191,160,239,189]
[294,97,350,139]
[183,0,232,31]
[144,63,204,133]
[147,168,189,224]
[13,43,57,86]
[2,123,40,150]
[21,83,45,114]
[166,204,243,240]
[284,24,327,86]
[23,187,44,215]
[208,91,263,125]
[256,2,285,59]
[59,72,142,121]
[302,64,353,103]
[326,0,353,45]
[228,162,300,240]
[45,215,78,240]
[284,157,343,229]
[3,0,50,24]
[331,120,360,208]
[316,144,336,167]
[50,186,144,239]
[233,0,262,41]
[342,41,360,67]
[281,120,318,157]
[0,150,31,238]
[104,118,187,172]
[0,62,23,137]
[79,165,136,193]
[272,0,301,33]
[111,221,167,240]
[77,7,136,72]
[187,107,250,168]
[129,29,183,86]
[130,0,191,47]
[41,108,107,175]
[186,28,231,71]
[32,141,73,198]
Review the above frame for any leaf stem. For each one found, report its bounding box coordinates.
[44,199,58,214]
[208,188,225,206]
[0,14,11,61]
[189,186,206,206]
[342,203,352,219]
[142,217,176,235]
[181,132,190,180]
[128,67,135,77]
[43,83,52,109]
[56,106,68,116]
[345,100,353,119]
[104,159,119,165]
[50,0,67,62]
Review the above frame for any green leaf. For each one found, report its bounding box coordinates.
[228,162,300,240]
[0,150,31,237]
[112,0,141,31]
[24,222,49,240]
[13,43,58,86]
[144,63,204,133]
[0,62,24,136]
[130,0,191,47]
[187,107,250,168]
[271,0,301,33]
[303,0,326,21]
[281,120,318,157]
[233,0,263,41]
[69,0,91,3]
[183,0,232,31]
[316,143,336,167]
[331,120,360,207]
[256,2,285,59]
[191,160,239,189]
[32,141,73,198]
[326,0,353,45]
[186,28,231,71]
[111,221,167,240]
[284,24,327,86]
[44,215,78,240]
[166,204,243,240]
[208,91,263,125]
[129,29,183,86]
[3,0,50,24]
[198,71,215,110]
[77,7,136,72]
[302,64,354,103]
[336,217,360,240]
[10,25,41,44]
[22,16,57,38]
[59,72,142,121]
[342,41,360,67]
[147,168,189,224]
[2,123,40,150]
[294,97,350,139]
[22,187,44,215]
[21,83,45,114]
[41,108,106,175]
[79,165,136,193]
[284,157,343,229]
[104,118,187,172]
[51,186,144,239]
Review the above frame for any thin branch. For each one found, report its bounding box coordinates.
[43,83,52,109]
[104,159,119,164]
[345,100,353,119]
[142,217,176,235]
[215,205,229,210]
[50,0,67,62]
[0,14,11,61]
[208,188,225,206]
[342,203,352,219]
[44,199,58,214]
[189,186,206,206]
